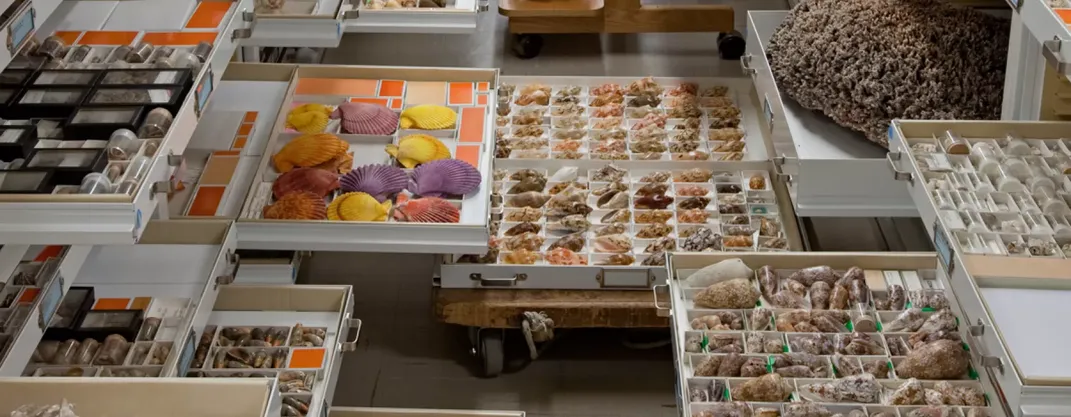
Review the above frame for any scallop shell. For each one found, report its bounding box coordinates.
[327,192,391,221]
[287,104,331,134]
[272,168,340,199]
[340,164,408,202]
[399,104,457,130]
[330,102,399,135]
[392,193,460,223]
[272,133,348,173]
[262,192,327,220]
[409,159,482,197]
[385,134,451,168]
[312,152,354,174]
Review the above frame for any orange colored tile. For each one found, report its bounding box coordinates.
[131,297,152,311]
[378,80,405,97]
[33,246,63,262]
[296,78,378,96]
[185,1,232,29]
[187,186,226,216]
[448,83,474,106]
[477,82,489,92]
[405,81,447,105]
[201,156,238,185]
[213,150,241,156]
[232,136,248,149]
[455,145,480,168]
[94,298,131,310]
[54,31,82,45]
[243,112,258,123]
[79,31,138,46]
[18,288,39,304]
[140,32,217,46]
[289,348,325,368]
[238,124,253,135]
[390,100,402,111]
[1059,9,1071,23]
[348,97,390,106]
[459,107,485,143]
[477,95,488,106]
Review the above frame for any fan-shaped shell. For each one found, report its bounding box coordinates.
[311,152,354,174]
[409,159,481,197]
[384,134,450,168]
[327,192,392,221]
[272,168,340,199]
[340,164,408,202]
[330,102,399,135]
[287,104,332,134]
[393,195,460,223]
[399,105,457,130]
[263,192,327,220]
[273,133,348,173]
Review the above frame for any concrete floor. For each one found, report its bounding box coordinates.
[317,3,787,414]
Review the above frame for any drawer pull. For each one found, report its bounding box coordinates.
[740,54,756,76]
[597,268,655,288]
[340,318,362,352]
[968,320,1005,374]
[652,284,670,316]
[470,273,526,287]
[886,152,914,184]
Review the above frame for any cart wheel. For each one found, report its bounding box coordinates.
[479,330,505,377]
[717,31,746,61]
[511,34,544,60]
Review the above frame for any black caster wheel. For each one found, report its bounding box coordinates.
[717,31,746,61]
[477,329,505,377]
[511,34,544,59]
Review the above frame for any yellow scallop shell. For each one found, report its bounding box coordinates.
[384,134,451,169]
[287,103,332,134]
[327,192,392,222]
[273,133,348,173]
[399,105,457,130]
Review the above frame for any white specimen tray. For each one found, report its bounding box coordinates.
[746,11,916,217]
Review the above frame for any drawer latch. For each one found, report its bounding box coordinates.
[740,54,756,76]
[652,284,670,317]
[968,321,1005,374]
[470,273,527,287]
[340,318,362,353]
[886,152,914,185]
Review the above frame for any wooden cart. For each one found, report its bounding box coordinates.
[435,288,669,376]
[499,0,745,59]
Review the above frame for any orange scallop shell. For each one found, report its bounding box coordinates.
[262,192,327,220]
[272,133,349,173]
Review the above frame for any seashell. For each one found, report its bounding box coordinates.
[510,169,546,183]
[548,181,585,195]
[546,202,592,218]
[272,168,339,199]
[311,152,354,174]
[340,164,408,202]
[505,222,541,236]
[410,159,482,197]
[642,252,667,266]
[644,236,677,253]
[548,232,585,252]
[595,223,627,236]
[679,196,712,210]
[327,192,392,222]
[594,234,633,253]
[507,192,550,208]
[503,250,539,265]
[546,248,587,266]
[591,181,627,197]
[399,104,457,130]
[640,171,671,183]
[601,209,631,223]
[273,133,348,173]
[597,254,635,266]
[329,101,398,135]
[550,214,591,233]
[501,232,544,251]
[385,134,451,168]
[592,164,627,182]
[392,192,460,223]
[636,194,674,209]
[548,167,578,183]
[263,192,327,220]
[505,207,542,222]
[635,183,668,197]
[287,104,331,134]
[598,191,630,209]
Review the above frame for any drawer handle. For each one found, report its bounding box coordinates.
[968,320,1005,374]
[886,152,914,184]
[470,273,526,287]
[740,54,756,76]
[339,318,362,353]
[652,284,670,312]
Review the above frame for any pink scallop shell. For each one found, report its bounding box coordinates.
[408,159,481,198]
[339,164,408,202]
[393,193,460,223]
[330,102,399,135]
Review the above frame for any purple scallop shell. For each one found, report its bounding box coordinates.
[340,164,408,202]
[330,102,399,135]
[408,159,481,198]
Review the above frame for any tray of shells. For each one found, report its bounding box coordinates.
[667,253,998,417]
[485,163,790,267]
[895,126,1071,258]
[495,77,755,162]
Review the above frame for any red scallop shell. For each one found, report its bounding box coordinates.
[392,194,460,223]
[262,192,327,220]
[272,168,340,199]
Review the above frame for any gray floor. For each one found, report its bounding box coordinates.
[317,4,787,414]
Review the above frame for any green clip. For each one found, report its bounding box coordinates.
[700,334,710,353]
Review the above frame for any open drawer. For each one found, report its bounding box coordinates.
[440,160,803,290]
[234,64,497,254]
[181,284,360,417]
[345,0,482,34]
[331,408,524,417]
[240,0,359,47]
[1,220,238,377]
[0,5,248,245]
[663,252,1008,417]
[0,378,275,417]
